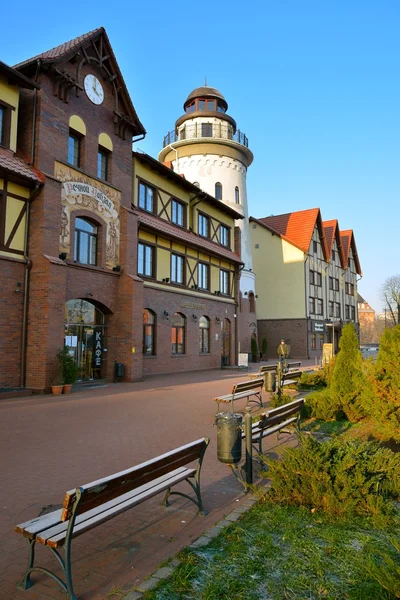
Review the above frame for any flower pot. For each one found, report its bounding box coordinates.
[63,384,72,394]
[51,385,63,395]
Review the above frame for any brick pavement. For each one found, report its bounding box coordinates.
[0,365,306,600]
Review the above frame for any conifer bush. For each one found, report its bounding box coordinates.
[264,434,400,518]
[369,325,400,442]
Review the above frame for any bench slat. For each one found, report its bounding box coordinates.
[62,439,207,520]
[38,467,196,548]
[232,378,264,394]
[15,510,63,539]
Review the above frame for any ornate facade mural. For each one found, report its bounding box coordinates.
[55,161,121,268]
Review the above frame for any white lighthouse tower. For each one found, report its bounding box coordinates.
[158,85,255,296]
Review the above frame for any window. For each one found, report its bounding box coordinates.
[309,297,323,315]
[199,316,210,353]
[198,263,209,290]
[332,249,336,262]
[74,218,97,265]
[97,148,108,180]
[68,132,80,167]
[335,302,340,318]
[309,297,315,314]
[329,301,333,317]
[249,292,256,313]
[171,253,184,284]
[348,258,351,268]
[138,242,154,277]
[171,313,185,354]
[171,199,185,227]
[0,105,11,148]
[139,182,155,212]
[345,282,355,296]
[345,305,356,320]
[219,224,229,247]
[206,99,215,110]
[310,270,322,286]
[143,309,156,355]
[201,123,212,137]
[329,277,339,291]
[313,240,318,253]
[215,182,222,200]
[317,298,323,315]
[198,213,209,237]
[311,333,316,349]
[235,186,240,204]
[180,127,186,140]
[220,269,229,295]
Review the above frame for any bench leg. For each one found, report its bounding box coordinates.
[18,538,36,590]
[162,487,172,507]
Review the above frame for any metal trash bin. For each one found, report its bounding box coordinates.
[114,362,125,381]
[216,412,243,464]
[264,370,276,392]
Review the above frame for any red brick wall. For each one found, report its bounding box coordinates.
[257,318,308,360]
[142,288,236,376]
[0,258,25,388]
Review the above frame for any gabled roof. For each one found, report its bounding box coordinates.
[340,230,362,275]
[253,208,330,260]
[0,61,39,89]
[14,27,145,137]
[322,219,346,268]
[136,210,243,265]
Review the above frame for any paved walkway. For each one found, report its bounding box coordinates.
[0,363,311,599]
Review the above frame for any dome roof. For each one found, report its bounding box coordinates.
[184,86,228,111]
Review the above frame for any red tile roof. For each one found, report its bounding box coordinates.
[254,208,329,260]
[340,229,362,275]
[136,210,243,264]
[0,149,44,184]
[14,27,104,69]
[322,219,346,268]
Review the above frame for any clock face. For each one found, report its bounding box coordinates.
[84,74,104,105]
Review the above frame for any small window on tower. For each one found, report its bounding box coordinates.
[215,182,222,200]
[235,186,240,204]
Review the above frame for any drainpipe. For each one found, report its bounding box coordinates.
[20,184,41,388]
[166,143,179,174]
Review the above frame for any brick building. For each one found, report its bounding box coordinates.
[1,28,245,393]
[250,208,362,361]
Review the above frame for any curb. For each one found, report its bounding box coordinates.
[122,494,259,599]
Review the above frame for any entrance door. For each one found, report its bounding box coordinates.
[221,318,231,366]
[65,300,106,380]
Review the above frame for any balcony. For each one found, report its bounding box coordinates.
[162,123,249,149]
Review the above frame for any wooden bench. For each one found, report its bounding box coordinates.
[248,364,277,379]
[286,361,302,370]
[213,377,264,413]
[242,398,304,456]
[281,369,302,387]
[15,438,209,600]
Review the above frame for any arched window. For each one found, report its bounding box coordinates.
[235,186,240,204]
[249,292,256,313]
[215,182,222,200]
[171,313,185,354]
[143,309,156,355]
[74,218,98,265]
[199,316,210,353]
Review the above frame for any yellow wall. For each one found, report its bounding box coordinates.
[251,225,306,319]
[0,75,19,152]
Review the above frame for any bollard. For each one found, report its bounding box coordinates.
[244,407,253,485]
[276,361,282,397]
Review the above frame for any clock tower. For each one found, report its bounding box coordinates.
[158,86,255,299]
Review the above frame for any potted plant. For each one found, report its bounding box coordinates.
[261,337,268,361]
[51,352,64,395]
[251,336,259,363]
[56,347,78,394]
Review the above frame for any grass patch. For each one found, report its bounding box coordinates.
[303,418,354,437]
[142,502,399,600]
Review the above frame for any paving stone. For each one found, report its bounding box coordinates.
[123,591,143,600]
[153,566,175,580]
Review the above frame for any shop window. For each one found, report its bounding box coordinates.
[171,253,185,284]
[220,269,229,295]
[311,333,316,349]
[143,309,156,355]
[138,242,154,277]
[139,181,155,213]
[171,313,185,354]
[199,316,210,353]
[74,217,97,265]
[215,182,222,200]
[198,263,209,290]
[235,186,240,204]
[0,104,11,148]
[68,131,81,168]
[198,213,209,238]
[171,199,185,227]
[219,224,229,247]
[249,292,255,313]
[97,148,109,181]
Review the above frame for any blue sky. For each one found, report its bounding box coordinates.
[3,0,399,312]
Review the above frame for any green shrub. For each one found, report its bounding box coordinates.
[264,434,400,518]
[369,325,400,442]
[298,370,327,389]
[305,388,343,421]
[269,393,293,408]
[57,347,78,385]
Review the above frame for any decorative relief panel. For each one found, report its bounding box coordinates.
[55,161,120,268]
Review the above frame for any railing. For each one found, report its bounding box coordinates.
[162,124,249,149]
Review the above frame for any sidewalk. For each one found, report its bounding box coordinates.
[0,365,303,600]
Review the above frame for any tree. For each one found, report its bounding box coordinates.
[380,274,400,326]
